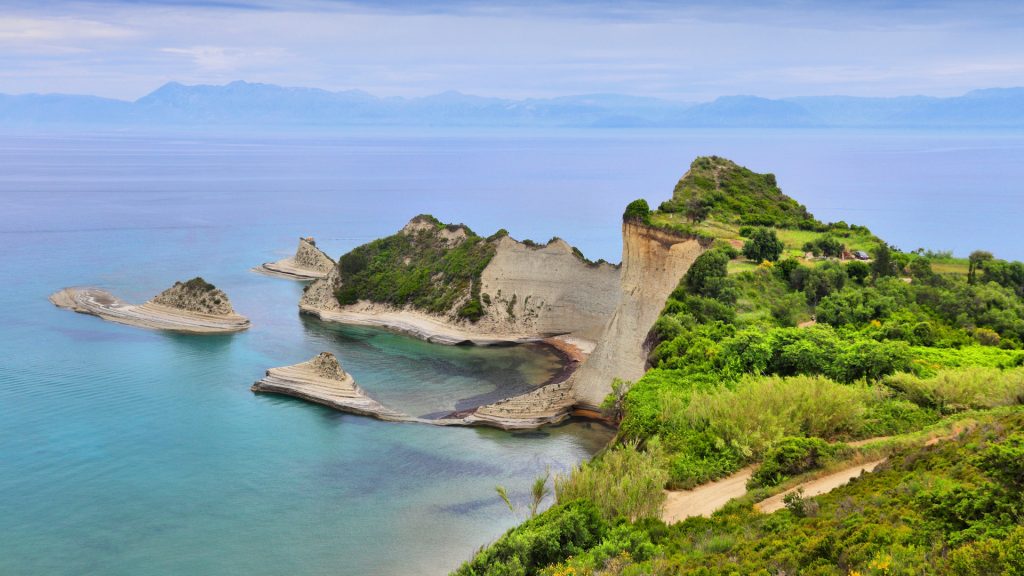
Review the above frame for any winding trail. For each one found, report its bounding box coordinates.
[661,434,899,524]
[661,467,755,523]
[755,460,886,513]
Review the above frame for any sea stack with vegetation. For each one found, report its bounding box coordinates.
[453,156,1024,576]
[255,236,335,280]
[50,277,250,333]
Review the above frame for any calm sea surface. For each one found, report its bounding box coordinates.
[0,130,1022,575]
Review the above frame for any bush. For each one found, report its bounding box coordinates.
[623,199,651,224]
[742,227,784,262]
[682,249,735,301]
[452,499,607,576]
[846,260,870,283]
[748,436,849,488]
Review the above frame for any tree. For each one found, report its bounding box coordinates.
[803,261,847,305]
[684,196,710,223]
[871,243,896,280]
[683,248,732,300]
[623,199,651,224]
[742,227,784,262]
[845,260,870,284]
[968,250,994,284]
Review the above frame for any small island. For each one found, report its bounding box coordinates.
[49,277,250,333]
[251,352,408,420]
[254,236,335,280]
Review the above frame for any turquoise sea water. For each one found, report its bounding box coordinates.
[1,131,1022,575]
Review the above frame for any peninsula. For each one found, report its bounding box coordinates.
[254,236,335,280]
[50,277,250,333]
[453,156,1024,576]
[293,201,711,426]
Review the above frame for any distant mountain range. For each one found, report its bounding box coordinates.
[2,81,1023,130]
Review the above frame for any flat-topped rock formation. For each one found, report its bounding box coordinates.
[251,352,408,420]
[49,277,250,333]
[299,217,620,347]
[255,236,335,280]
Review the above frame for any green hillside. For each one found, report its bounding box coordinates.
[658,156,815,228]
[334,215,497,321]
[455,158,1024,576]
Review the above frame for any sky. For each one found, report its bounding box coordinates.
[2,0,1023,101]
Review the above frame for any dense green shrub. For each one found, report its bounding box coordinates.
[741,227,784,262]
[681,248,734,301]
[622,199,651,224]
[452,499,607,576]
[748,436,849,489]
[334,217,497,320]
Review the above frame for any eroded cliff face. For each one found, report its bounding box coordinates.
[473,236,620,342]
[569,222,707,408]
[300,265,341,311]
[293,237,335,273]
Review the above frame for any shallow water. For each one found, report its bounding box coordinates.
[1,130,1022,575]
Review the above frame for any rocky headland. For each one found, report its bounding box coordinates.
[255,236,335,280]
[49,277,250,333]
[295,210,709,427]
[299,216,621,347]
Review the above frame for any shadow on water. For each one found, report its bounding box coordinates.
[159,330,237,354]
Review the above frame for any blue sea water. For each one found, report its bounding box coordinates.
[1,130,1022,575]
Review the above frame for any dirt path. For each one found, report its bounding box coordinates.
[755,459,886,514]
[662,467,755,523]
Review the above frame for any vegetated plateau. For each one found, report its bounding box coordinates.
[453,156,1024,576]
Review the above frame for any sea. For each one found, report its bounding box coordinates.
[1,129,1022,575]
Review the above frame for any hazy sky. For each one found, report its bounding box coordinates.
[2,0,1023,100]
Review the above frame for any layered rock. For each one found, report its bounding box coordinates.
[251,352,407,420]
[49,277,250,333]
[255,237,335,280]
[463,222,707,423]
[570,223,708,408]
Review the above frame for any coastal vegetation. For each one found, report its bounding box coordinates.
[334,215,497,321]
[456,157,1024,575]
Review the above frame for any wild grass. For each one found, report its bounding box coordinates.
[885,366,1024,412]
[554,440,668,522]
[674,375,877,457]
